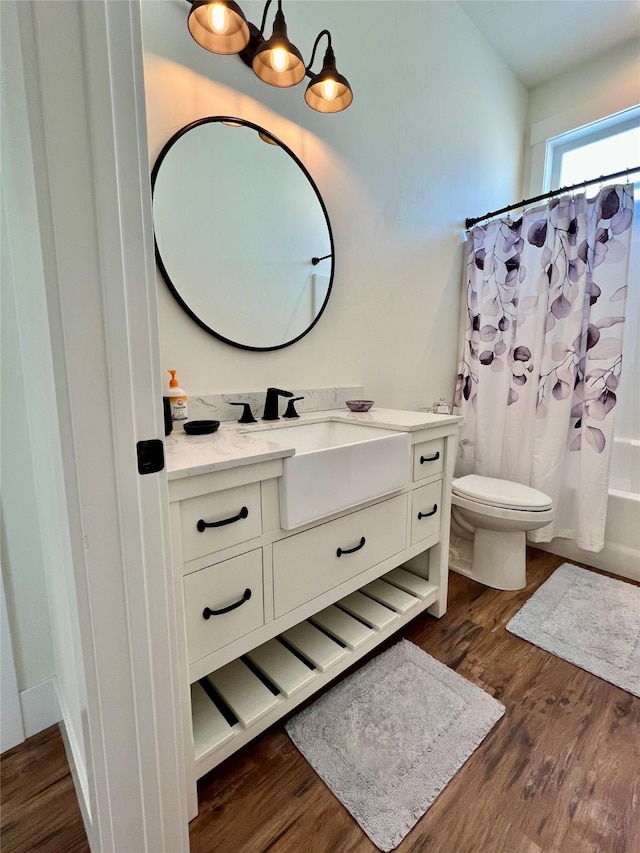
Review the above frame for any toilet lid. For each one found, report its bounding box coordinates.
[452,475,553,510]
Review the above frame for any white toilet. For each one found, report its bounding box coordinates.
[449,475,553,590]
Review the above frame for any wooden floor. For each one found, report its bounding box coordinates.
[2,549,638,853]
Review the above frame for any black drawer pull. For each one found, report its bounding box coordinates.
[197,506,248,532]
[336,536,366,557]
[203,588,252,619]
[420,451,440,464]
[418,504,438,520]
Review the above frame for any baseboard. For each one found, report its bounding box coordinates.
[19,677,60,737]
[534,539,640,583]
[58,708,94,847]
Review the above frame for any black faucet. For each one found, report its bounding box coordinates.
[262,387,294,421]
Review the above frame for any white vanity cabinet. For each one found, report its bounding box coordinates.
[166,412,460,819]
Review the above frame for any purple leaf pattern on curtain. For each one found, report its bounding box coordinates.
[454,185,634,551]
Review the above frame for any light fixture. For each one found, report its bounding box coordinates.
[251,1,305,88]
[304,30,353,114]
[185,0,353,112]
[188,1,250,55]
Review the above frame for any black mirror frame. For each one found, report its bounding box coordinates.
[150,115,335,352]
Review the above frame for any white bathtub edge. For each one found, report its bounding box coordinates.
[533,539,640,583]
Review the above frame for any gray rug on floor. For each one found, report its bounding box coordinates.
[507,562,640,697]
[285,639,504,851]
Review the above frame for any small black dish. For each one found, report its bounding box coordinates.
[183,420,220,435]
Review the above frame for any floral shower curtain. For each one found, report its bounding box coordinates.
[454,184,634,551]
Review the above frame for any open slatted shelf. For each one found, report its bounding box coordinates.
[191,565,438,779]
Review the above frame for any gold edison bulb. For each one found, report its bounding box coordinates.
[208,3,229,34]
[270,47,290,72]
[320,78,338,101]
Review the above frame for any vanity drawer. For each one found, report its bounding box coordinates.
[273,494,408,618]
[413,438,444,481]
[411,480,443,544]
[184,549,264,663]
[180,483,262,562]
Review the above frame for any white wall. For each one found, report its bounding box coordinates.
[142,0,527,408]
[0,217,55,695]
[1,1,66,742]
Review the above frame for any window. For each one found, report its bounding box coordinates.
[546,107,640,191]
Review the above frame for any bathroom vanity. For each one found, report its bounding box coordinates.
[165,407,461,818]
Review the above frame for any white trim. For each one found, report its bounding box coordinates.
[59,717,93,836]
[19,678,60,739]
[79,2,189,847]
[57,683,91,820]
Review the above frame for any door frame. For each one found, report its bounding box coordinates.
[9,1,188,849]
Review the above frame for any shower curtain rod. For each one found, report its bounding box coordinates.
[465,164,640,229]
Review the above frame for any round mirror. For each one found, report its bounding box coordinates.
[151,116,334,351]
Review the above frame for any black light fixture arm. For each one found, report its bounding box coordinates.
[258,0,273,35]
[306,29,332,73]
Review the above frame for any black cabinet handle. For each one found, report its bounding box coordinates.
[420,451,440,464]
[336,536,366,557]
[197,506,248,532]
[203,588,251,619]
[418,504,438,520]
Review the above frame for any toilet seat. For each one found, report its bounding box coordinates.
[452,474,552,511]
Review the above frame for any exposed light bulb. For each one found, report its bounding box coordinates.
[209,3,229,34]
[320,78,338,101]
[270,47,290,73]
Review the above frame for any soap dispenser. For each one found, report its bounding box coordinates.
[168,370,188,424]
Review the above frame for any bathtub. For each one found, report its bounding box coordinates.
[535,437,640,582]
[609,437,640,495]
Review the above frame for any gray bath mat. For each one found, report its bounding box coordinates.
[507,563,640,697]
[285,639,504,851]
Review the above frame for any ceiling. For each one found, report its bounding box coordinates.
[457,0,640,88]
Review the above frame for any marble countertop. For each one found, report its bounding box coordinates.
[165,408,463,480]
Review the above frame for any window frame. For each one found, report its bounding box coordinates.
[544,105,640,192]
